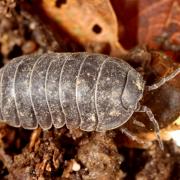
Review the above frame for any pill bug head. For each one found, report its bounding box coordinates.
[121,68,145,111]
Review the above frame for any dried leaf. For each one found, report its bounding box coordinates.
[138,0,180,51]
[110,0,139,49]
[41,0,126,56]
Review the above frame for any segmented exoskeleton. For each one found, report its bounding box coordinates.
[0,52,179,150]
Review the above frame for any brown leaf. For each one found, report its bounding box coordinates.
[41,0,126,56]
[111,0,139,49]
[138,0,180,51]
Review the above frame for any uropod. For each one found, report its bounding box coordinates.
[0,52,179,149]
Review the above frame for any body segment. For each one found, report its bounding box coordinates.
[14,55,40,129]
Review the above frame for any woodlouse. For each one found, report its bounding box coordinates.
[0,52,179,149]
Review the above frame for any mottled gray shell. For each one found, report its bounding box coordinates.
[0,52,145,131]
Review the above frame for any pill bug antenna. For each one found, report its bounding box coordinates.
[136,104,164,150]
[147,67,180,91]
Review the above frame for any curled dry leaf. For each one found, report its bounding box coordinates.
[138,0,180,51]
[41,0,126,56]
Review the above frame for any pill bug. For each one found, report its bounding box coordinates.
[0,52,179,149]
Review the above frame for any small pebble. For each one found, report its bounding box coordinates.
[72,160,81,172]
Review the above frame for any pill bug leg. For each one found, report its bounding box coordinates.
[121,127,145,144]
[136,105,164,150]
